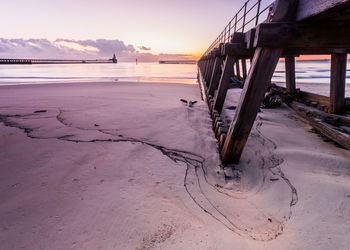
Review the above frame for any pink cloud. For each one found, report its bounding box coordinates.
[137,46,151,51]
[0,38,194,62]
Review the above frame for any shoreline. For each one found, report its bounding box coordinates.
[0,81,349,249]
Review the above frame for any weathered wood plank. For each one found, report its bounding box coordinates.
[330,53,347,114]
[214,55,236,114]
[298,91,330,107]
[296,0,350,21]
[290,102,350,149]
[221,48,282,163]
[273,84,331,111]
[254,22,350,49]
[291,101,350,126]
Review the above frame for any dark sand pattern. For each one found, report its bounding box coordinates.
[0,106,297,241]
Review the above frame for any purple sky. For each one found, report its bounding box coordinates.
[0,0,273,61]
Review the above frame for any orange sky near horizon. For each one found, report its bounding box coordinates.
[1,0,348,61]
[1,0,251,59]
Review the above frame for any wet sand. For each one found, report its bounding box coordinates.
[0,81,349,249]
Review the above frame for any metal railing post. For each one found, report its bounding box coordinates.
[234,14,238,32]
[256,0,261,26]
[242,2,248,32]
[228,21,232,42]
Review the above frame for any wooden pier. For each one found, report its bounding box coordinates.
[198,0,350,164]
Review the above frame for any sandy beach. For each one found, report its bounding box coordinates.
[0,81,350,249]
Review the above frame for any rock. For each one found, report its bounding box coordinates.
[34,110,47,113]
[180,99,198,107]
[226,106,237,110]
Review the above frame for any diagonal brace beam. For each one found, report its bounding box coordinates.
[221,47,282,164]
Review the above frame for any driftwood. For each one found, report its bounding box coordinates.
[289,102,350,149]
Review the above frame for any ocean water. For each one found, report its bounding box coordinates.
[0,62,198,85]
[262,60,349,97]
[0,60,349,97]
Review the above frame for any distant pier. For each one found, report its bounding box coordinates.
[0,58,117,65]
[159,60,196,64]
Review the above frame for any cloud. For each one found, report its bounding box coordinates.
[0,38,195,62]
[137,46,151,51]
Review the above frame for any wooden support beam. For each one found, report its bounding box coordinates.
[330,53,347,114]
[245,28,256,49]
[208,57,224,96]
[231,32,245,43]
[285,56,296,93]
[198,61,203,74]
[205,57,212,80]
[254,22,350,49]
[221,48,282,164]
[205,58,215,85]
[197,67,207,102]
[241,59,247,80]
[235,59,241,79]
[346,98,350,110]
[203,59,210,83]
[221,43,254,58]
[214,55,236,114]
[205,54,214,82]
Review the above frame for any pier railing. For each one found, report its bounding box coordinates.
[202,0,273,57]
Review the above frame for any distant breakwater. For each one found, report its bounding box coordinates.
[159,60,197,64]
[0,58,116,65]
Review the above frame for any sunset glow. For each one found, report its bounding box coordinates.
[0,0,338,61]
[0,0,249,61]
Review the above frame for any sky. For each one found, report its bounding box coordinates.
[0,0,258,61]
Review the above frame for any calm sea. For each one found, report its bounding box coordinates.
[0,61,349,97]
[0,63,197,85]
